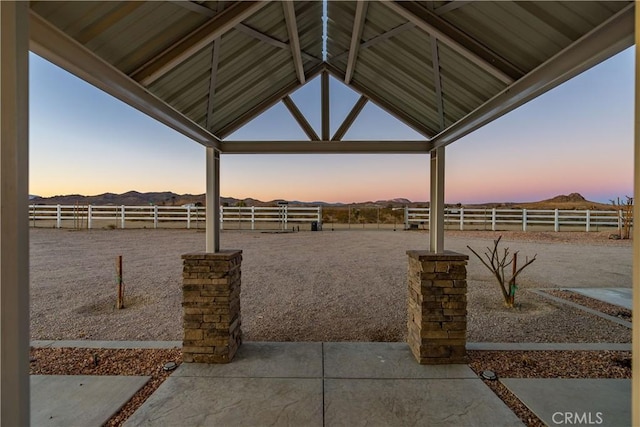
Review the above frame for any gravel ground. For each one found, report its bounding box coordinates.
[30,228,632,343]
[29,228,633,427]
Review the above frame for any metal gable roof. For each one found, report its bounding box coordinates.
[29,1,635,153]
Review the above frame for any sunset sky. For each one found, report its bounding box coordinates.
[29,46,634,204]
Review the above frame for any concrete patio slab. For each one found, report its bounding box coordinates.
[31,375,150,427]
[123,377,323,427]
[174,342,323,378]
[568,288,632,310]
[323,342,475,379]
[501,378,630,427]
[324,378,524,426]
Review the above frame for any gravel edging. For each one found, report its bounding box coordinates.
[545,289,632,321]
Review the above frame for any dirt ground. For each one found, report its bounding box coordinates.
[30,228,632,343]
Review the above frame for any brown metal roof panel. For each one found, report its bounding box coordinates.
[438,44,506,124]
[31,2,207,74]
[443,1,632,73]
[295,1,324,59]
[212,66,299,135]
[351,55,441,134]
[326,1,355,60]
[361,1,408,42]
[243,1,289,42]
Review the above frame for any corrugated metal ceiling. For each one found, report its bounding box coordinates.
[29,0,634,148]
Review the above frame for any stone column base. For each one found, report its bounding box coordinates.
[182,250,242,363]
[406,250,468,364]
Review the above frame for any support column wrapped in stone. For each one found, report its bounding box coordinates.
[406,251,468,364]
[182,250,242,363]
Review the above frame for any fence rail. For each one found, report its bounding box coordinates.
[29,205,322,230]
[29,204,630,232]
[406,207,630,232]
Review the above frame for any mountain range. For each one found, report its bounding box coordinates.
[28,191,615,210]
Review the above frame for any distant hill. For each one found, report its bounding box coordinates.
[29,191,614,210]
[464,193,614,211]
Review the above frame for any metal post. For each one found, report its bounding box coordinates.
[321,70,330,140]
[187,205,191,229]
[429,147,445,253]
[554,209,559,232]
[87,205,92,229]
[632,10,640,424]
[522,208,527,232]
[219,206,224,230]
[318,206,323,228]
[56,204,61,228]
[459,207,464,231]
[0,2,30,423]
[251,206,255,230]
[120,205,125,229]
[206,147,220,252]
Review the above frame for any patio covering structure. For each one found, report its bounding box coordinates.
[0,0,638,424]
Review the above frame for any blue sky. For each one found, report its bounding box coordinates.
[29,46,634,204]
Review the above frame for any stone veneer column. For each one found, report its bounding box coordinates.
[406,251,468,364]
[182,250,242,363]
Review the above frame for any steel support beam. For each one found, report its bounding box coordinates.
[632,5,640,425]
[131,1,268,85]
[0,2,30,425]
[206,147,220,252]
[429,3,635,151]
[30,11,222,150]
[429,147,445,253]
[283,1,305,84]
[321,71,330,140]
[384,1,521,84]
[332,96,368,141]
[282,96,320,141]
[220,140,431,154]
[345,1,368,84]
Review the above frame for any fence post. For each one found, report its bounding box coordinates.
[459,207,464,231]
[522,208,527,232]
[586,210,590,232]
[154,206,158,229]
[318,206,323,228]
[87,205,92,229]
[284,205,288,230]
[220,206,224,230]
[187,205,191,229]
[120,205,125,229]
[56,204,61,229]
[554,209,559,232]
[491,208,496,231]
[251,206,255,230]
[404,207,409,230]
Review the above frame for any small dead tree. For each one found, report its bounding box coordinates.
[467,236,537,308]
[610,196,633,240]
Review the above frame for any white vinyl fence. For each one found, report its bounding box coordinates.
[29,204,322,230]
[29,205,630,232]
[405,207,630,232]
